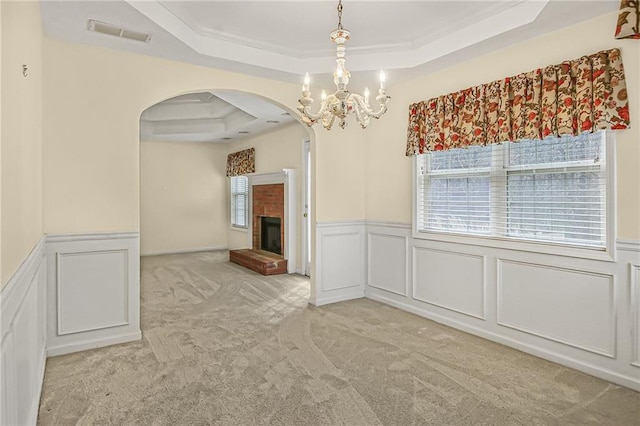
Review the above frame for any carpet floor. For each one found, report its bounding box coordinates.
[38,251,640,425]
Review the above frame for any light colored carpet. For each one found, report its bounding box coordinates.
[38,251,640,425]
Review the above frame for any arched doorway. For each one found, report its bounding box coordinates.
[138,89,316,298]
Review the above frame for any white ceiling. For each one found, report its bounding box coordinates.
[39,0,619,142]
[140,91,297,143]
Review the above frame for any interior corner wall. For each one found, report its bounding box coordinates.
[226,122,308,271]
[140,140,228,255]
[365,12,640,240]
[1,0,43,287]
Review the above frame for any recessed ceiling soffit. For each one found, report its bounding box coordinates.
[125,0,549,74]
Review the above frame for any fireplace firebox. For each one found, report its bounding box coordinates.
[260,216,282,255]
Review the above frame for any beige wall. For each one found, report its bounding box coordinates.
[1,1,43,286]
[365,12,640,240]
[140,140,228,255]
[226,122,309,272]
[41,38,368,294]
[41,38,366,234]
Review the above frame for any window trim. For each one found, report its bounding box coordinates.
[412,133,616,263]
[230,175,249,229]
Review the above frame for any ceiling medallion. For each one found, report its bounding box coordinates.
[297,0,390,130]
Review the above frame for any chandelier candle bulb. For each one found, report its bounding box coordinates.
[296,0,390,130]
[303,72,310,92]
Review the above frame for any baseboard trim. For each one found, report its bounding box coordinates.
[141,246,227,256]
[313,289,364,307]
[366,291,640,392]
[47,331,142,357]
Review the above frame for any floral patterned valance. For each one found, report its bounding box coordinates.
[615,0,640,39]
[406,48,630,156]
[226,148,255,177]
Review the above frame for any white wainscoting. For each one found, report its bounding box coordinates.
[0,237,47,426]
[46,232,141,356]
[498,260,615,358]
[413,247,486,319]
[365,221,640,391]
[632,263,640,367]
[314,222,365,306]
[368,229,408,296]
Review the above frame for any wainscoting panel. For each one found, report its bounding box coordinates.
[632,264,640,367]
[0,237,46,426]
[413,247,486,319]
[368,232,407,296]
[315,222,365,306]
[57,250,128,335]
[498,260,615,357]
[364,222,640,391]
[46,233,141,356]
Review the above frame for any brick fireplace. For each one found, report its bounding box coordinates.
[229,170,296,276]
[252,184,285,255]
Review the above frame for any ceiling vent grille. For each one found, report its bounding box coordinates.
[87,20,151,43]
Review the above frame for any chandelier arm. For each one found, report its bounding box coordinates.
[350,93,389,120]
[298,0,389,130]
[297,97,330,123]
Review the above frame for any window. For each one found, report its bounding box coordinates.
[416,132,608,249]
[230,176,249,228]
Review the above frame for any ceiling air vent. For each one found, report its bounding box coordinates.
[87,20,151,43]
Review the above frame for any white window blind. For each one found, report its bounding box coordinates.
[230,176,248,228]
[417,132,607,249]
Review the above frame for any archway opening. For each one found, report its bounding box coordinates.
[138,89,316,298]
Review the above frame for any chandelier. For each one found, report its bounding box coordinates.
[297,0,390,130]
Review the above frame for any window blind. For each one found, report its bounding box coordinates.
[417,132,607,249]
[231,176,249,228]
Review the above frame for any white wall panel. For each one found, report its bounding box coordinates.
[498,260,615,357]
[46,232,141,356]
[315,223,365,306]
[321,233,360,291]
[0,237,46,426]
[57,250,128,335]
[413,247,485,319]
[13,282,40,425]
[368,233,407,296]
[365,222,640,390]
[632,265,640,367]
[1,332,17,426]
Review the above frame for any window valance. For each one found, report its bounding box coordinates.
[406,48,630,156]
[615,0,640,39]
[226,148,255,177]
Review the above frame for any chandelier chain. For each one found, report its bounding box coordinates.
[337,0,343,29]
